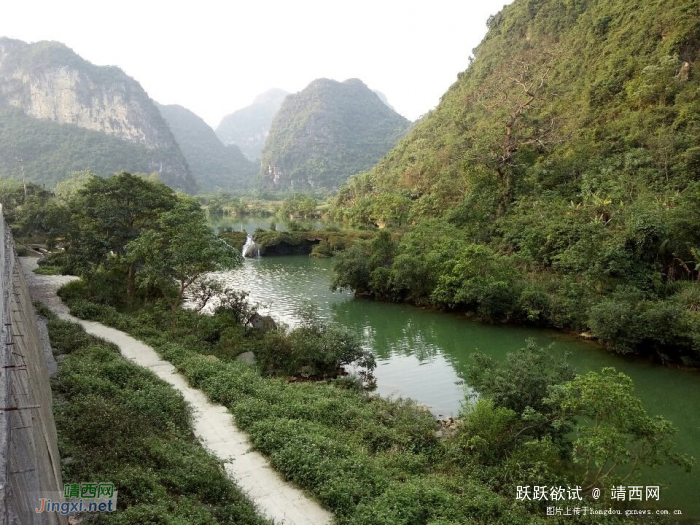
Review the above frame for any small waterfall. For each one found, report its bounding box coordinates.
[242,233,260,258]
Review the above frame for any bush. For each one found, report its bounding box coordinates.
[255,306,375,379]
[310,240,333,258]
[588,288,650,353]
[432,244,522,319]
[57,279,88,304]
[47,315,102,355]
[589,287,696,359]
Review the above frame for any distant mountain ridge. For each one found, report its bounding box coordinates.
[373,90,395,111]
[259,78,411,190]
[216,88,289,161]
[0,37,196,191]
[157,103,257,192]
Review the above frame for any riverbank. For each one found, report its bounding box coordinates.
[203,255,700,519]
[23,257,332,525]
[219,229,374,257]
[221,225,700,371]
[43,266,690,524]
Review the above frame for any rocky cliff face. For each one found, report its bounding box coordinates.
[0,38,196,192]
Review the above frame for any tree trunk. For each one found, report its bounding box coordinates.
[127,262,135,302]
[169,283,186,331]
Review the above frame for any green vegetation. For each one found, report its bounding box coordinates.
[33,265,62,275]
[18,169,689,523]
[0,108,177,189]
[28,172,365,381]
[331,0,700,364]
[125,198,241,316]
[280,193,319,219]
[197,192,283,219]
[44,308,269,524]
[467,343,691,490]
[219,229,374,257]
[32,173,242,324]
[0,176,55,242]
[256,304,376,378]
[260,78,411,190]
[54,289,690,524]
[157,103,258,192]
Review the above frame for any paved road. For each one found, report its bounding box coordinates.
[21,257,333,525]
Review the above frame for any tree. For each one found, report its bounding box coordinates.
[545,368,693,492]
[468,340,575,418]
[463,49,563,215]
[65,172,178,296]
[331,240,373,295]
[127,197,242,320]
[53,171,95,201]
[463,347,692,494]
[280,193,317,219]
[467,340,575,450]
[256,304,376,379]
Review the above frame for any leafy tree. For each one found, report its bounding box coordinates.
[461,347,692,502]
[331,230,398,299]
[0,179,54,239]
[546,368,693,492]
[64,172,178,296]
[257,304,376,379]
[432,244,521,318]
[127,197,242,319]
[280,193,318,219]
[467,340,576,450]
[369,193,412,227]
[468,340,575,417]
[331,240,373,295]
[53,171,95,201]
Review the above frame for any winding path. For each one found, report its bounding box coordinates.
[21,257,333,525]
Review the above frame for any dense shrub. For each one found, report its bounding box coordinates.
[589,286,698,360]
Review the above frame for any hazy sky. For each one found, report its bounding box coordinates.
[0,1,511,128]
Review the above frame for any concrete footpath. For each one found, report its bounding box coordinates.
[21,258,333,525]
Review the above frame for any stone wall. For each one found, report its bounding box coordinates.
[0,207,66,525]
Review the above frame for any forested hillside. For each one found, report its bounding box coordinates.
[260,78,411,190]
[0,107,168,187]
[331,0,700,363]
[216,88,289,161]
[157,103,257,191]
[0,38,196,191]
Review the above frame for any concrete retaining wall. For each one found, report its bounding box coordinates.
[0,206,66,525]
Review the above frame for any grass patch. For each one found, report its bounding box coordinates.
[33,265,62,275]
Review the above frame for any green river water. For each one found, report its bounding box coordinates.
[211,254,699,520]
